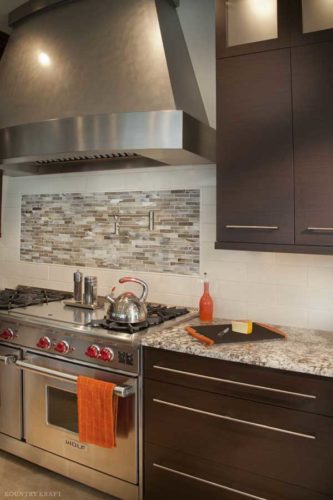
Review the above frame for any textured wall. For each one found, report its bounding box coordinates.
[21,190,200,275]
[2,166,333,331]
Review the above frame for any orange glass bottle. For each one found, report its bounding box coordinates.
[199,273,213,322]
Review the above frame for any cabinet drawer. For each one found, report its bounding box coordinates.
[144,347,333,416]
[144,379,333,495]
[145,443,329,500]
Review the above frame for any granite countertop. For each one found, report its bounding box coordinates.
[141,318,333,378]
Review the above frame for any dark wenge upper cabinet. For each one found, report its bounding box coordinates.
[0,170,2,238]
[293,41,333,246]
[216,49,294,245]
[0,31,9,60]
[216,0,291,58]
[0,32,5,238]
[216,0,333,59]
[291,0,333,46]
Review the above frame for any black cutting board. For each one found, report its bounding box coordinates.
[191,323,286,345]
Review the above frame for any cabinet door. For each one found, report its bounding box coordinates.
[0,170,2,237]
[0,31,9,60]
[291,0,333,46]
[293,42,333,246]
[216,0,291,58]
[217,49,294,245]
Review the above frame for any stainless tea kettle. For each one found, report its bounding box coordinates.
[106,277,148,324]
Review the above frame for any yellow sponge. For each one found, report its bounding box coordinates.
[232,320,253,334]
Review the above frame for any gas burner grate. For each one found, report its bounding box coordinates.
[0,286,73,310]
[146,304,190,321]
[91,319,151,333]
[90,304,190,333]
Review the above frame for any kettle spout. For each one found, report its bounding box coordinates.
[105,295,115,305]
[106,286,117,305]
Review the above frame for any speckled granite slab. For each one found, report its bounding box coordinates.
[141,318,333,378]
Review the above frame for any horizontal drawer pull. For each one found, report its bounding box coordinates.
[153,463,268,500]
[152,365,316,400]
[16,360,135,398]
[153,399,316,440]
[225,225,279,230]
[307,227,333,233]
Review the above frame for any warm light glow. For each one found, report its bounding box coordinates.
[38,51,51,67]
[250,0,276,18]
[302,0,333,34]
[226,0,278,47]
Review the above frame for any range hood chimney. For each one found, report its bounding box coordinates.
[0,0,215,175]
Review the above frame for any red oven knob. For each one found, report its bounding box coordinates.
[85,344,100,359]
[37,336,51,350]
[99,347,114,362]
[54,340,70,354]
[1,328,15,340]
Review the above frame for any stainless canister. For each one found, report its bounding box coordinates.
[84,276,97,305]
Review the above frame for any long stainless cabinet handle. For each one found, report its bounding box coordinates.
[307,227,333,232]
[153,463,268,500]
[0,354,17,365]
[16,360,135,398]
[225,225,279,230]
[153,399,316,440]
[153,365,316,400]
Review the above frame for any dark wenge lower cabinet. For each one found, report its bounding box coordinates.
[143,347,333,499]
[145,444,328,500]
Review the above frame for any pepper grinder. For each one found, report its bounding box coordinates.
[73,270,83,302]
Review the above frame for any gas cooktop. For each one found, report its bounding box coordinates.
[10,298,191,332]
[0,286,198,372]
[1,286,196,337]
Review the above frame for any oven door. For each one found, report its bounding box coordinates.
[0,345,22,439]
[18,352,138,484]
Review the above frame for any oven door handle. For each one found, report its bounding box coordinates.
[0,354,17,365]
[15,360,135,398]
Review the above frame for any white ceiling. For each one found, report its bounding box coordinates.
[0,0,26,33]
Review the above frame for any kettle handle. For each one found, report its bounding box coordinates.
[119,277,148,302]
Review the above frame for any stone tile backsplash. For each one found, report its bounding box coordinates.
[20,190,200,275]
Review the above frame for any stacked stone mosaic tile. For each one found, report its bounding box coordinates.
[20,190,200,275]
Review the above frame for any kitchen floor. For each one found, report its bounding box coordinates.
[0,450,115,499]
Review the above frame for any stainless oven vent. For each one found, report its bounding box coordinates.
[35,152,139,165]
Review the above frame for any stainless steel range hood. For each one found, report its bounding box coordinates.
[0,0,215,175]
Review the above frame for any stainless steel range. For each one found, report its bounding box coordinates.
[0,286,197,500]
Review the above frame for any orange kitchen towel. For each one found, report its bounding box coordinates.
[77,376,118,448]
